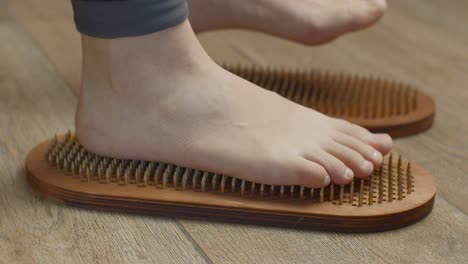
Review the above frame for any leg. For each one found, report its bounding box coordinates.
[72,0,392,188]
[189,0,387,45]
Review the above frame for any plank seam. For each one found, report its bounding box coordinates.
[174,218,214,264]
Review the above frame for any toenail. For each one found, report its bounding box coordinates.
[373,150,383,163]
[323,175,331,186]
[344,168,353,179]
[361,160,373,171]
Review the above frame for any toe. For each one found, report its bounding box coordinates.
[305,151,353,185]
[366,0,387,19]
[332,132,383,167]
[362,0,387,18]
[335,120,393,155]
[368,133,393,155]
[372,0,388,13]
[290,158,330,188]
[324,141,374,178]
[348,0,387,30]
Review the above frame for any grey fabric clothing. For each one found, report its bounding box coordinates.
[71,0,188,38]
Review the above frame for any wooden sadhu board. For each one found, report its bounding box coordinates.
[26,133,437,232]
[223,65,435,137]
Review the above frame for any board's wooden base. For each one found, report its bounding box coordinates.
[223,65,436,137]
[26,137,437,232]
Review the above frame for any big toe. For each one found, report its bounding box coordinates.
[367,133,393,155]
[336,120,393,155]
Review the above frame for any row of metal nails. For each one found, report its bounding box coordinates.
[224,65,418,118]
[45,132,414,206]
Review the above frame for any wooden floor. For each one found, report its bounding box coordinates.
[1,0,467,263]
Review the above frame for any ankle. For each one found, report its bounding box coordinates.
[80,20,211,96]
[76,20,219,149]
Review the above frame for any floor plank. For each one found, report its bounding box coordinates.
[0,10,209,264]
[180,196,467,264]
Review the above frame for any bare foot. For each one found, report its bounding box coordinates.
[76,20,392,188]
[189,0,387,44]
